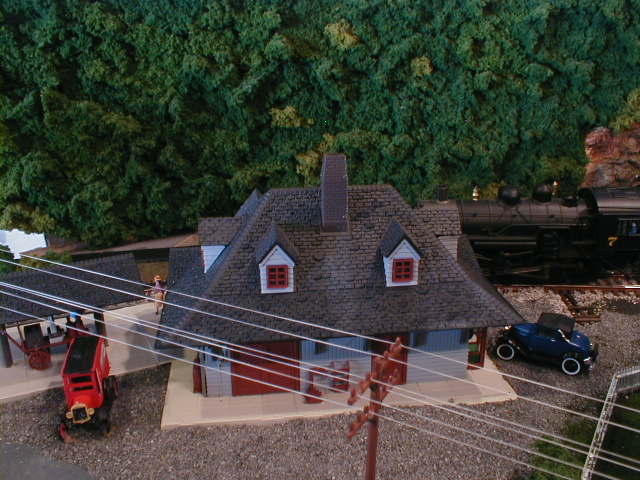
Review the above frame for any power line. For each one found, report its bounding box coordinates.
[3,250,638,418]
[5,280,640,472]
[1,298,624,480]
[3,284,640,477]
[3,256,640,432]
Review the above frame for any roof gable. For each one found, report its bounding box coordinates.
[255,222,300,264]
[379,218,422,257]
[235,189,263,218]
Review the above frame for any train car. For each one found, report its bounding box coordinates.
[58,335,118,441]
[458,185,640,280]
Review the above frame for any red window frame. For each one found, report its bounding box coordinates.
[267,265,289,289]
[392,258,414,282]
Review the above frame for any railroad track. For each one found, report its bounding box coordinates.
[496,275,640,323]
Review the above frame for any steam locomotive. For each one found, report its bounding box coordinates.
[456,185,640,280]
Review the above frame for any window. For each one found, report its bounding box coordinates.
[392,259,414,282]
[314,342,328,355]
[411,332,428,348]
[618,218,640,236]
[267,265,289,289]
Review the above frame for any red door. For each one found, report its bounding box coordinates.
[370,334,408,385]
[231,341,300,396]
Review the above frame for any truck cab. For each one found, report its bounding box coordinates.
[59,335,117,439]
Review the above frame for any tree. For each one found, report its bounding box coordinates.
[0,244,16,274]
[1,0,639,245]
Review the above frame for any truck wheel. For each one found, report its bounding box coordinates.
[496,343,516,361]
[98,419,111,436]
[58,416,72,443]
[104,376,119,400]
[561,356,582,375]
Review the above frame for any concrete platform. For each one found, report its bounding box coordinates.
[160,356,517,429]
[0,302,168,403]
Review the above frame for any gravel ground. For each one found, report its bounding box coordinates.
[1,294,639,480]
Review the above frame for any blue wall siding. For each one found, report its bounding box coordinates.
[409,329,468,352]
[301,337,369,363]
[406,328,469,383]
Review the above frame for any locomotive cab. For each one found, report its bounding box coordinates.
[59,335,118,440]
[578,187,640,259]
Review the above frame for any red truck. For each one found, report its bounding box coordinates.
[58,335,118,441]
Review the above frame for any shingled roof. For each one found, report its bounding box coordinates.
[379,218,422,257]
[198,217,242,245]
[255,222,299,264]
[159,182,524,347]
[415,200,462,236]
[0,253,141,326]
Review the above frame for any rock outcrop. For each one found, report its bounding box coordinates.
[583,124,640,187]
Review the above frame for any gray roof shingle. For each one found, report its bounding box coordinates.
[198,217,242,245]
[415,200,462,236]
[255,222,300,264]
[0,254,141,326]
[379,218,422,257]
[159,185,524,347]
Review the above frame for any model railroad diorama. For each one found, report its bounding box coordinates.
[4,180,640,442]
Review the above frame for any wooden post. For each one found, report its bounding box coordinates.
[93,312,107,345]
[365,382,381,480]
[0,325,13,368]
[347,338,405,480]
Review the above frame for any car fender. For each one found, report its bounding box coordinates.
[497,335,527,357]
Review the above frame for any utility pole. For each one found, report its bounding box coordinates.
[346,337,404,480]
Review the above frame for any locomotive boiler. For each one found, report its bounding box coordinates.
[458,185,640,280]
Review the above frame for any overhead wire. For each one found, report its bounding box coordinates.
[2,254,640,428]
[2,249,637,417]
[7,281,639,471]
[1,296,630,480]
[2,282,640,476]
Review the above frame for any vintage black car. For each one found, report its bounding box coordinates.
[493,313,598,375]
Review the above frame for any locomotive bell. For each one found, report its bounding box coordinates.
[497,185,521,206]
[533,184,552,202]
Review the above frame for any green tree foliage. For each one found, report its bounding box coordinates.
[0,244,17,274]
[1,0,639,246]
[611,88,640,132]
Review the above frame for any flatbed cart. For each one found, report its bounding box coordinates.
[4,316,89,370]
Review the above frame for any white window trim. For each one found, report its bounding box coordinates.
[383,239,420,287]
[258,245,295,294]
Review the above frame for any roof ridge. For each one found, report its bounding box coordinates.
[181,190,272,325]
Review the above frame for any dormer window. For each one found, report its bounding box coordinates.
[379,219,422,287]
[267,265,289,289]
[256,223,298,294]
[392,259,414,282]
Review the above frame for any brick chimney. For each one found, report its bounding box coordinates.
[321,154,349,232]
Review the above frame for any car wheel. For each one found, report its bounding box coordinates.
[561,356,582,376]
[496,343,516,361]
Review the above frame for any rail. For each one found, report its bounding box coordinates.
[582,366,640,480]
